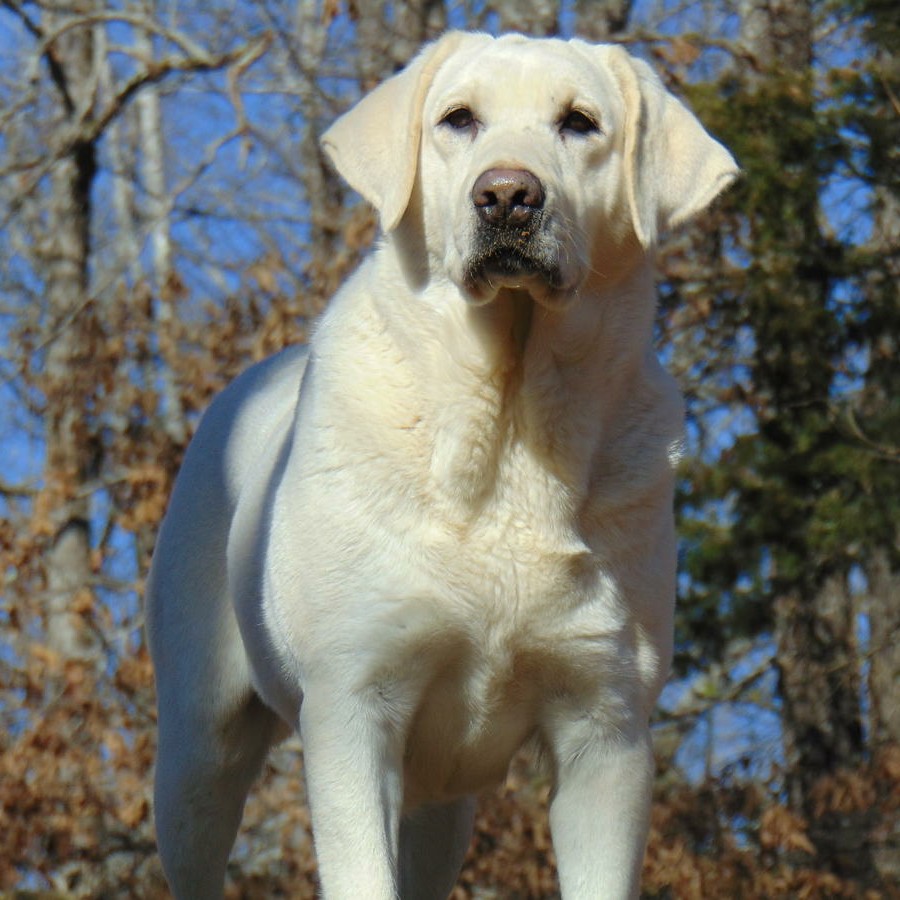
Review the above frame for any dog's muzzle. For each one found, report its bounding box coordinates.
[464,168,563,293]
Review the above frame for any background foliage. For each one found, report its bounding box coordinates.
[0,0,897,896]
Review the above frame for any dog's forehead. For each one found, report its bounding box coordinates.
[426,37,620,119]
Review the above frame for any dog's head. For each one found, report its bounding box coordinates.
[322,32,738,308]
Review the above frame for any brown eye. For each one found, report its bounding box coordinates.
[441,107,475,130]
[560,109,600,136]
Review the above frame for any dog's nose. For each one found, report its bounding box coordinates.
[472,168,544,227]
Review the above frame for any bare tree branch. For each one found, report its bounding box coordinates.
[1,0,76,112]
[1,35,270,231]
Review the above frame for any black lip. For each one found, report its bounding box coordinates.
[464,223,562,290]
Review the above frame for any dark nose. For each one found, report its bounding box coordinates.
[472,168,544,227]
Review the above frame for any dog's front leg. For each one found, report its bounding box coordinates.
[299,687,404,899]
[546,713,654,900]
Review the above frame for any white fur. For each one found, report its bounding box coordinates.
[146,31,738,900]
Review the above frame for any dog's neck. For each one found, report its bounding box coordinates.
[370,244,660,520]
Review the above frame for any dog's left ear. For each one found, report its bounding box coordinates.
[321,31,467,232]
[607,46,740,248]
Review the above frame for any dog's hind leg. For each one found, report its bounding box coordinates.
[149,575,281,900]
[398,797,477,900]
[153,685,280,900]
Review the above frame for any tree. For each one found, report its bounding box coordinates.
[0,1,277,891]
[738,0,867,831]
[37,0,103,665]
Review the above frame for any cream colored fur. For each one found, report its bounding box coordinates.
[146,31,738,900]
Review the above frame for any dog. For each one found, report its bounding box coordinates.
[146,30,737,899]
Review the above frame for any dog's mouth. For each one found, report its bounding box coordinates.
[463,224,565,303]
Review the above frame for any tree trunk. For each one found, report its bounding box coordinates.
[865,39,900,754]
[574,0,632,40]
[868,550,900,883]
[391,0,447,65]
[41,0,101,662]
[494,0,558,35]
[776,577,864,811]
[134,19,187,447]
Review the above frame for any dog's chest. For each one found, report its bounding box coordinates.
[396,448,624,804]
[399,548,618,806]
[423,434,595,615]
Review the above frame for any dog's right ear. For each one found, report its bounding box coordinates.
[321,31,467,233]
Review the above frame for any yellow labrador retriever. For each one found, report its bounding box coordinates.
[147,31,737,899]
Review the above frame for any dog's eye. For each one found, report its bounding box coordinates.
[559,109,600,136]
[441,107,475,130]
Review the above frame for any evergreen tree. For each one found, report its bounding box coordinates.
[669,0,899,881]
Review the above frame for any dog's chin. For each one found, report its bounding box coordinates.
[462,251,576,310]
